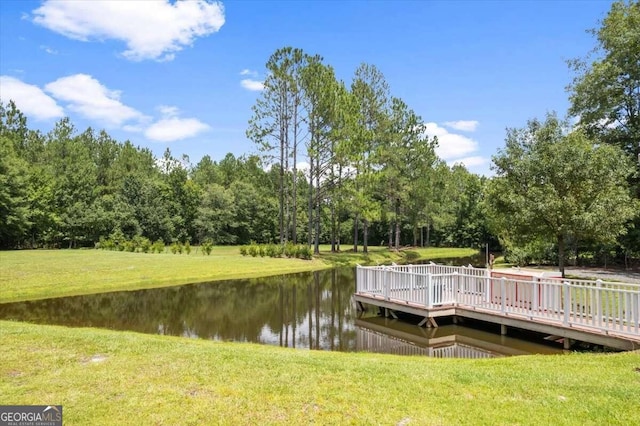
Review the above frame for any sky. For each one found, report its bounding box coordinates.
[0,0,615,176]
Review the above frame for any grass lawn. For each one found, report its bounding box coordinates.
[0,246,477,303]
[1,321,638,425]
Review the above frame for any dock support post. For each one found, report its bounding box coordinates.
[452,316,458,324]
[563,338,572,350]
[501,324,507,335]
[419,317,438,328]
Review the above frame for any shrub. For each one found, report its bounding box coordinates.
[248,244,259,257]
[201,241,213,255]
[296,244,312,260]
[184,241,191,255]
[265,244,278,258]
[239,246,248,256]
[152,240,165,254]
[284,242,297,258]
[140,238,152,253]
[258,245,266,257]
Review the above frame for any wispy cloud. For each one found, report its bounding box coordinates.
[443,120,479,132]
[40,45,58,55]
[240,69,258,77]
[32,0,225,61]
[0,75,64,120]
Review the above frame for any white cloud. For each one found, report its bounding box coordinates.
[0,75,64,120]
[443,120,479,132]
[240,79,264,91]
[45,74,145,126]
[424,122,490,173]
[240,69,258,76]
[144,106,209,142]
[425,122,479,160]
[451,156,488,168]
[32,0,225,61]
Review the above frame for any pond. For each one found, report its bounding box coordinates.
[0,259,564,358]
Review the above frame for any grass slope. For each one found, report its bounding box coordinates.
[1,321,638,425]
[0,246,476,303]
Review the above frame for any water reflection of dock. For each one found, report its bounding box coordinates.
[355,318,563,358]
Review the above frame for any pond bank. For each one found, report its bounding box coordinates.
[2,320,638,425]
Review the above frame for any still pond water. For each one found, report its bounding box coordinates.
[0,258,564,358]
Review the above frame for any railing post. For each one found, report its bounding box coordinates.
[532,277,539,314]
[485,269,492,304]
[384,269,389,301]
[563,281,570,326]
[501,277,506,313]
[595,279,602,327]
[453,272,459,305]
[426,273,432,308]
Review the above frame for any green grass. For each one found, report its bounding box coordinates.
[1,320,638,425]
[0,246,478,303]
[316,245,478,267]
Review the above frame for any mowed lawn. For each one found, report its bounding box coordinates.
[1,321,638,425]
[0,246,477,303]
[0,247,324,303]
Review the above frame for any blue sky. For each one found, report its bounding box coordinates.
[0,0,614,175]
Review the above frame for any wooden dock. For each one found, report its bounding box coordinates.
[354,263,640,351]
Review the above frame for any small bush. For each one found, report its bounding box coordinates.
[239,246,248,256]
[201,241,213,255]
[152,240,165,254]
[248,244,259,257]
[296,244,312,260]
[184,241,191,255]
[284,242,296,258]
[170,242,181,254]
[139,237,152,253]
[124,241,136,252]
[265,244,278,258]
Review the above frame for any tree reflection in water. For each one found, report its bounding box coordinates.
[0,268,358,351]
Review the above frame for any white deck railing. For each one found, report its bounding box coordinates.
[356,264,640,339]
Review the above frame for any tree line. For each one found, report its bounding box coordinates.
[1,1,638,275]
[0,100,490,252]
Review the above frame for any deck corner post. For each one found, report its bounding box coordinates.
[563,281,570,326]
[501,277,506,313]
[425,273,432,309]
